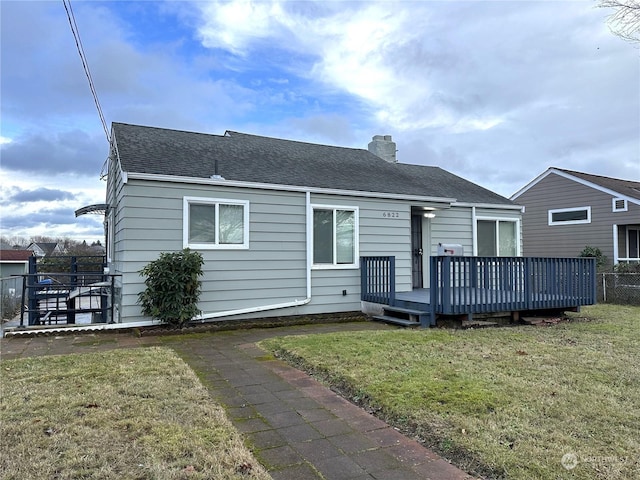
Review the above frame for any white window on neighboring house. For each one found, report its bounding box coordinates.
[628,227,639,260]
[183,197,249,249]
[477,219,519,256]
[312,205,359,268]
[548,206,591,226]
[613,198,628,212]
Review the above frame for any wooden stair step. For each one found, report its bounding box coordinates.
[382,305,430,316]
[372,315,420,327]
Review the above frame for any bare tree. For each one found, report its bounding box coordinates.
[599,0,640,43]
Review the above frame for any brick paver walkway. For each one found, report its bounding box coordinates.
[1,322,476,480]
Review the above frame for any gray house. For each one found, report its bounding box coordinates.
[510,167,640,267]
[104,123,523,325]
[0,250,32,278]
[27,242,64,258]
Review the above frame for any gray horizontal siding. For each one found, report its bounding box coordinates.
[115,180,308,322]
[112,179,517,323]
[430,207,473,255]
[517,173,638,263]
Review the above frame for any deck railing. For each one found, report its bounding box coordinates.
[361,255,597,315]
[360,256,395,305]
[430,256,596,315]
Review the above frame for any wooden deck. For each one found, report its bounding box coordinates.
[361,256,597,327]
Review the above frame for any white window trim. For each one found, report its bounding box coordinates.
[475,216,521,256]
[626,226,640,260]
[548,206,591,226]
[311,204,359,269]
[613,198,628,212]
[183,196,250,249]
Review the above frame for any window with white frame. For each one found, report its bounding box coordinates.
[627,227,639,260]
[183,197,249,249]
[312,206,358,267]
[548,206,591,226]
[613,198,628,212]
[477,219,518,256]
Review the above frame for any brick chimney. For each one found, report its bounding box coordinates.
[367,135,397,163]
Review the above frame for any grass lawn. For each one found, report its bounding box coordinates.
[0,347,270,480]
[261,304,640,480]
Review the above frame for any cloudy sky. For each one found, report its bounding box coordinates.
[1,0,638,243]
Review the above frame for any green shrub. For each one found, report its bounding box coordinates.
[138,249,204,328]
[613,262,640,273]
[579,246,607,270]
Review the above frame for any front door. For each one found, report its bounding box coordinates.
[411,214,423,288]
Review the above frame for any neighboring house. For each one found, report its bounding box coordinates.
[27,242,64,258]
[0,250,32,278]
[511,167,640,266]
[101,123,523,325]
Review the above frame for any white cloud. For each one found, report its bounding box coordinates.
[197,0,291,54]
[1,0,637,241]
[193,1,509,133]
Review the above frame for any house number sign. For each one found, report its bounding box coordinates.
[382,212,400,218]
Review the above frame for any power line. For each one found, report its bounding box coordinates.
[62,0,110,143]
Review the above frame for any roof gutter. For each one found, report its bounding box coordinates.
[194,191,313,322]
[453,201,523,211]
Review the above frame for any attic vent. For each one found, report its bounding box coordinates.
[368,135,397,163]
[613,198,627,212]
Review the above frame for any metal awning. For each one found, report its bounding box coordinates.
[75,203,109,217]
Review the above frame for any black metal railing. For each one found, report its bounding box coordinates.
[18,255,118,327]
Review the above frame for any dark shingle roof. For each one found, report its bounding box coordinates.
[27,242,59,255]
[112,122,515,205]
[554,168,640,202]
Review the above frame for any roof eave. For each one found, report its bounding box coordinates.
[511,167,640,206]
[124,171,458,205]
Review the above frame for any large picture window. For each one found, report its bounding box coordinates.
[183,197,249,249]
[477,219,518,256]
[312,206,358,267]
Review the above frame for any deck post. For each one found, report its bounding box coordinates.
[19,274,26,328]
[389,256,396,306]
[68,256,77,324]
[109,274,116,323]
[27,256,38,326]
[429,256,438,325]
[442,256,452,315]
[524,257,532,310]
[360,257,367,302]
[589,258,597,304]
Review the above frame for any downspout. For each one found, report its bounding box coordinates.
[195,191,312,321]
